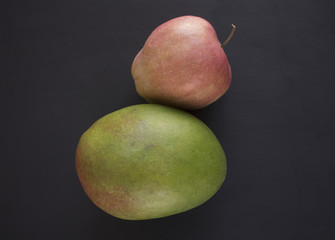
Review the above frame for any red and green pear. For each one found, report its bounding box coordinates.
[131,16,235,110]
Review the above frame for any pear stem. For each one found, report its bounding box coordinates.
[221,24,236,47]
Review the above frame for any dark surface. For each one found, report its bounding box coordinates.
[1,0,335,239]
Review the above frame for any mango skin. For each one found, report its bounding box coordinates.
[76,104,226,220]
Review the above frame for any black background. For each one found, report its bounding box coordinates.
[1,0,335,239]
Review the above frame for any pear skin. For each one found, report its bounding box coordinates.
[131,16,232,110]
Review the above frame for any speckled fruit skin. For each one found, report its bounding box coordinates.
[76,104,226,220]
[131,15,232,110]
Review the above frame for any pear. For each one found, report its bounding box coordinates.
[76,104,226,220]
[131,15,235,110]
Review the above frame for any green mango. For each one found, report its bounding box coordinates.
[76,104,226,220]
